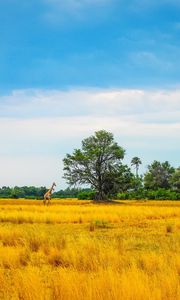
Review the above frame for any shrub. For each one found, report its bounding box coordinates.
[77,190,96,200]
[117,193,129,200]
[117,189,180,200]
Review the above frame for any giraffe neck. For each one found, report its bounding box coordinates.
[49,184,55,194]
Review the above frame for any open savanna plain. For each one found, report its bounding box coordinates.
[0,199,180,300]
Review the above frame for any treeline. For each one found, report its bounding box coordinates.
[0,186,47,199]
[77,160,180,200]
[117,160,180,200]
[0,186,91,199]
[0,160,180,200]
[62,130,180,201]
[78,161,180,200]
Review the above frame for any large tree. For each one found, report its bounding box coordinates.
[63,130,126,200]
[144,160,175,190]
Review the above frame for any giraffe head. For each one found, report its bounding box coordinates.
[52,182,56,188]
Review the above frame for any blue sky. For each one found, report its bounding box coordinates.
[1,0,180,90]
[0,0,180,188]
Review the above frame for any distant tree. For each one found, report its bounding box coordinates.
[0,186,12,198]
[131,157,142,191]
[171,167,180,192]
[0,186,48,199]
[11,186,25,198]
[131,157,142,177]
[52,187,81,198]
[63,130,125,200]
[144,161,175,190]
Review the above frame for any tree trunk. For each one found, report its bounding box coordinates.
[96,186,107,201]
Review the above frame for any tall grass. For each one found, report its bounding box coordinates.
[0,199,179,299]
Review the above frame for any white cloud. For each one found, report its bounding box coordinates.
[1,87,180,186]
[1,88,180,120]
[0,116,180,148]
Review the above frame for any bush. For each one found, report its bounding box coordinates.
[146,189,180,200]
[116,192,130,200]
[77,190,96,200]
[117,189,180,200]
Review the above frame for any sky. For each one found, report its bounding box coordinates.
[0,0,180,189]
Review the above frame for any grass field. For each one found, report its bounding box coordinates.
[0,199,180,300]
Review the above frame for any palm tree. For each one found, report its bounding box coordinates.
[131,157,142,177]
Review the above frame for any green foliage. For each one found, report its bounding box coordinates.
[52,187,80,198]
[1,131,179,203]
[102,164,134,198]
[131,156,142,177]
[171,167,180,192]
[117,189,180,200]
[117,189,145,200]
[131,175,143,191]
[63,130,126,200]
[77,190,96,200]
[146,189,180,200]
[144,161,175,190]
[0,186,47,199]
[0,186,95,200]
[0,186,12,198]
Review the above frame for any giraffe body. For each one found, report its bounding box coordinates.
[43,182,56,205]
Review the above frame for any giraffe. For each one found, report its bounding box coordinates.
[43,182,56,206]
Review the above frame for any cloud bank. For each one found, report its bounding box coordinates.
[1,88,180,122]
[1,88,180,187]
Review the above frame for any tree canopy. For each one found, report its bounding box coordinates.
[144,161,175,190]
[0,130,179,201]
[63,130,131,200]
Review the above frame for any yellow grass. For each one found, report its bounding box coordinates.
[0,199,179,300]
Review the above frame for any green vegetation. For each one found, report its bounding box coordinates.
[1,130,179,201]
[0,187,90,200]
[0,186,47,199]
[144,161,175,190]
[63,130,180,200]
[63,130,126,200]
[117,189,180,200]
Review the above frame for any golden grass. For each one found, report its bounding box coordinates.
[0,199,179,300]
